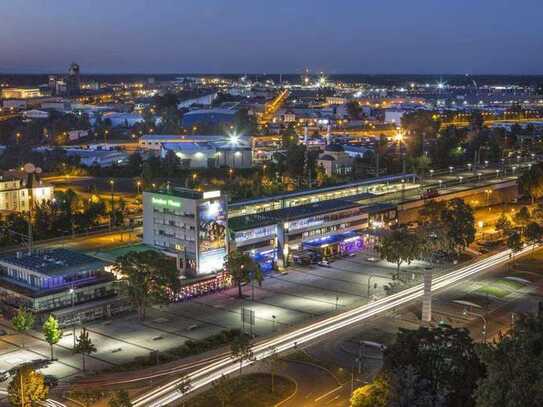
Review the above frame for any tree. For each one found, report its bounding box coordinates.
[441,198,475,253]
[42,315,62,360]
[212,375,234,407]
[475,314,543,407]
[469,110,485,132]
[387,366,446,407]
[262,346,285,393]
[74,328,97,372]
[176,375,192,407]
[230,334,254,375]
[69,389,106,407]
[162,150,180,177]
[350,376,389,407]
[281,124,298,149]
[514,206,531,229]
[127,152,143,176]
[108,390,132,407]
[11,308,35,348]
[506,230,523,261]
[113,251,179,320]
[525,221,543,250]
[383,325,484,407]
[532,202,543,224]
[7,364,48,407]
[401,111,440,156]
[224,250,262,299]
[378,228,421,281]
[495,212,513,236]
[346,101,362,120]
[519,163,543,204]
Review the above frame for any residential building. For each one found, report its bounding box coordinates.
[317,144,354,176]
[0,173,54,213]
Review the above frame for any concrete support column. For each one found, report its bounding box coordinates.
[276,223,289,270]
[421,270,432,323]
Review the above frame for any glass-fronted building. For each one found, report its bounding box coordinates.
[0,249,123,326]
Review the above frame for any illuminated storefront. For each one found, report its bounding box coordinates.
[302,231,364,258]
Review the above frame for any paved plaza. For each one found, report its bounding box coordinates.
[0,249,434,393]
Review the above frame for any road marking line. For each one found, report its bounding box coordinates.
[314,384,343,402]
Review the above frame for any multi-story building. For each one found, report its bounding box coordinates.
[0,249,125,325]
[317,144,354,176]
[143,188,227,277]
[66,62,81,96]
[1,87,41,99]
[0,173,54,212]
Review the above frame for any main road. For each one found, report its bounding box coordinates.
[133,245,534,406]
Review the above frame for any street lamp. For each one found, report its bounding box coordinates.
[109,179,115,231]
[463,308,487,343]
[449,166,454,173]
[136,180,142,194]
[69,287,76,349]
[429,169,434,177]
[367,275,375,299]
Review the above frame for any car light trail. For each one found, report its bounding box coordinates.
[133,246,532,406]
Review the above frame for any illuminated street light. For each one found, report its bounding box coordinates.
[229,133,240,145]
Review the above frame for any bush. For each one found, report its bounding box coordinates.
[105,329,241,373]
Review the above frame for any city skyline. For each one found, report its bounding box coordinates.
[1,0,543,75]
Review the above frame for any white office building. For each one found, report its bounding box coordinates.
[143,188,227,277]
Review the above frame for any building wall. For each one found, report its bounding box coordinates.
[1,88,41,99]
[0,180,53,212]
[143,190,228,276]
[143,192,198,257]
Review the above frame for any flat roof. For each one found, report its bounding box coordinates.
[229,198,362,231]
[230,173,415,207]
[0,249,107,277]
[146,187,203,200]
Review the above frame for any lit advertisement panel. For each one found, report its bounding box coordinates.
[198,198,227,273]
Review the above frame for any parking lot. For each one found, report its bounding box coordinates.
[0,248,435,390]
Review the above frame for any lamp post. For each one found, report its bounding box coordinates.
[367,275,375,299]
[109,179,115,231]
[69,287,76,349]
[464,308,487,343]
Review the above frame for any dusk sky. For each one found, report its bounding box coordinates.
[1,0,542,74]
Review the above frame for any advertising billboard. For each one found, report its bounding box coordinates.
[198,198,227,274]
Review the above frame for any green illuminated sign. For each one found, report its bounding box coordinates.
[152,197,181,208]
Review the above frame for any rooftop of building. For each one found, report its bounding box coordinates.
[145,186,223,201]
[0,249,107,277]
[184,108,238,116]
[140,134,226,141]
[229,198,363,231]
[229,173,415,207]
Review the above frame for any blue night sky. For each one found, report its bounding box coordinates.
[1,0,542,74]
